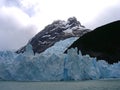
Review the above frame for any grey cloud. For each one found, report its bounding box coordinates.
[0,0,35,17]
[4,0,20,7]
[0,0,20,7]
[0,14,20,32]
[0,6,36,50]
[0,26,35,51]
[0,21,35,51]
[22,6,35,17]
[86,5,120,29]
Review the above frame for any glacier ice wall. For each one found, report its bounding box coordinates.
[42,37,78,55]
[0,45,120,81]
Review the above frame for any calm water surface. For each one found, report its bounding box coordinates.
[0,79,120,90]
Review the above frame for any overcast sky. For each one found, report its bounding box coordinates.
[0,0,120,50]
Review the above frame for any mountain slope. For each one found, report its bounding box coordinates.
[16,17,89,54]
[65,20,120,64]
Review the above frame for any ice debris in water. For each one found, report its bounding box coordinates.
[0,44,120,81]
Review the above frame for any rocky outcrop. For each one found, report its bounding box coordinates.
[65,21,120,64]
[16,17,90,54]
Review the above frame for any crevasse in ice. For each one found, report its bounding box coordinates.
[0,39,120,81]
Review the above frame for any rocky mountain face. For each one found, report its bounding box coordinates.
[16,17,90,54]
[65,21,120,64]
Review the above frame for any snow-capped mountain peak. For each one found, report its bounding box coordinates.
[16,17,90,54]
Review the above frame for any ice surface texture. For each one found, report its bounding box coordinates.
[0,44,120,81]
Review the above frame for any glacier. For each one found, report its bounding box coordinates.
[0,38,120,81]
[42,37,78,55]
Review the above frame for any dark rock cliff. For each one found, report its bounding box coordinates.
[65,21,120,64]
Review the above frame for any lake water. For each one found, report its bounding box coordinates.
[0,79,120,90]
